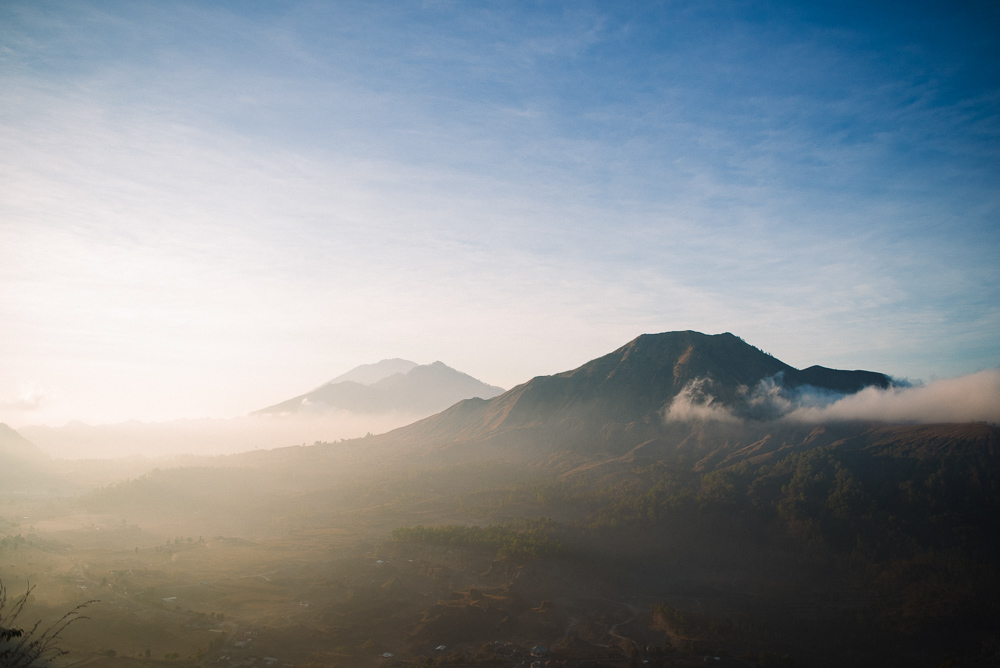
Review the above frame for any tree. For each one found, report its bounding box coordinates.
[0,579,95,667]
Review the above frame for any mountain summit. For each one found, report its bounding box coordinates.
[316,358,419,388]
[387,331,891,449]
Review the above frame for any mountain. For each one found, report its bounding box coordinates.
[0,422,48,462]
[316,358,419,387]
[0,422,52,490]
[383,331,892,453]
[255,361,505,416]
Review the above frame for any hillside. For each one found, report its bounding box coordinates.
[0,422,48,462]
[0,422,52,490]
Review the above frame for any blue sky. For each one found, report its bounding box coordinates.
[1,0,998,425]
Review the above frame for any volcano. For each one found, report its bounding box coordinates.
[383,331,892,453]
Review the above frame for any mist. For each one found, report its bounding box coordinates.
[664,368,1000,425]
[784,368,1000,425]
[661,377,741,423]
[17,410,426,459]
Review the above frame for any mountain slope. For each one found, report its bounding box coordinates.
[256,361,505,416]
[0,422,48,462]
[0,422,52,490]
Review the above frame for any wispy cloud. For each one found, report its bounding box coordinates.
[784,369,1000,425]
[0,383,51,411]
[662,377,740,424]
[664,370,1000,426]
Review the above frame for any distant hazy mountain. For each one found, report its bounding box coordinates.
[0,422,48,462]
[316,358,419,388]
[18,360,496,460]
[255,361,505,416]
[0,423,51,489]
[385,331,892,451]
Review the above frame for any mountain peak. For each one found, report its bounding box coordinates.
[318,358,419,388]
[256,361,504,416]
[386,331,892,450]
[553,330,791,405]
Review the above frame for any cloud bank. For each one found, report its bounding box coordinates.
[784,369,1000,425]
[664,369,1000,425]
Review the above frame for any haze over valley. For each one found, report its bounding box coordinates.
[16,360,505,460]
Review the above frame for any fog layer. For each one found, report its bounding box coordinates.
[18,411,425,459]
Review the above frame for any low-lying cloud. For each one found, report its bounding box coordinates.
[784,368,1000,424]
[664,369,1000,425]
[0,383,51,411]
[662,377,741,423]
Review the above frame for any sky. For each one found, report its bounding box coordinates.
[2,0,998,428]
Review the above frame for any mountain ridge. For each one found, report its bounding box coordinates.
[380,331,893,452]
[255,360,505,416]
[314,358,418,389]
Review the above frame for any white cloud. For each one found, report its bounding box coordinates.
[664,370,1000,426]
[784,369,1000,425]
[0,383,51,411]
[662,377,739,423]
